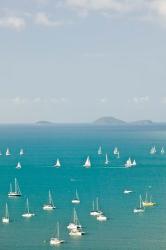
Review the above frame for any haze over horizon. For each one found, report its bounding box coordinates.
[0,0,166,123]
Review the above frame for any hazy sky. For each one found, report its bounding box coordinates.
[0,0,166,123]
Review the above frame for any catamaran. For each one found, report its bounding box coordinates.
[2,203,10,224]
[105,153,109,165]
[22,198,35,218]
[161,147,165,155]
[142,193,156,207]
[8,178,22,197]
[98,146,102,155]
[133,195,144,213]
[6,148,10,156]
[67,208,82,230]
[150,146,156,155]
[54,158,61,168]
[72,189,80,204]
[50,222,64,245]
[19,149,24,155]
[90,198,103,216]
[43,190,56,210]
[83,156,91,168]
[16,162,21,169]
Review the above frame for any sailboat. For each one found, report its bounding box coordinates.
[133,195,144,213]
[0,150,2,156]
[54,158,61,168]
[124,158,133,168]
[6,148,10,156]
[105,153,109,165]
[19,149,24,155]
[98,146,102,155]
[90,198,103,216]
[161,147,165,155]
[22,198,35,218]
[50,222,64,245]
[2,203,10,224]
[69,227,85,236]
[150,146,156,155]
[72,189,80,204]
[83,156,91,168]
[16,162,21,169]
[43,190,56,210]
[142,193,156,207]
[67,208,82,230]
[132,160,137,166]
[8,178,22,197]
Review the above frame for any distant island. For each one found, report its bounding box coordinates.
[35,117,165,126]
[94,117,155,126]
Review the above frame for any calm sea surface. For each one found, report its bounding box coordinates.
[0,124,166,250]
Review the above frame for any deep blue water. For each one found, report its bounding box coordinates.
[0,125,166,249]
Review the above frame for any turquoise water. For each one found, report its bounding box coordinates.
[0,125,166,250]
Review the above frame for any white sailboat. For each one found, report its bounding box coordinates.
[96,213,107,221]
[132,159,137,166]
[72,189,80,204]
[0,150,2,156]
[54,158,61,168]
[2,203,10,224]
[69,227,85,236]
[124,158,133,168]
[105,153,109,165]
[150,146,156,155]
[6,148,10,156]
[90,198,103,216]
[19,149,24,156]
[161,147,165,155]
[16,162,21,169]
[67,208,82,230]
[50,222,64,245]
[22,198,35,218]
[43,190,56,210]
[83,156,91,168]
[98,146,102,155]
[8,178,22,197]
[133,195,144,213]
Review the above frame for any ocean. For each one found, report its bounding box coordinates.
[0,124,166,250]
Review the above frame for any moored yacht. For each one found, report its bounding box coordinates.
[22,198,35,218]
[142,193,156,207]
[72,189,80,204]
[50,222,64,245]
[43,190,56,210]
[67,208,82,230]
[90,198,103,216]
[133,195,144,213]
[8,178,22,197]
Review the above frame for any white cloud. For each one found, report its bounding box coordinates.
[131,96,150,104]
[0,16,26,31]
[35,12,63,27]
[12,97,27,105]
[151,0,166,17]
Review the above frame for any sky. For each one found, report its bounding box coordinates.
[0,0,166,123]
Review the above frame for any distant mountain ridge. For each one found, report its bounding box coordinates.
[94,117,154,125]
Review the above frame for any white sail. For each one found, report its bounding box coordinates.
[16,162,21,169]
[150,146,156,155]
[161,147,165,155]
[6,148,10,156]
[98,146,102,155]
[55,159,61,168]
[83,156,91,168]
[125,158,132,168]
[105,153,109,165]
[113,147,118,155]
[132,160,137,166]
[133,195,144,213]
[2,203,9,223]
[20,149,24,155]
